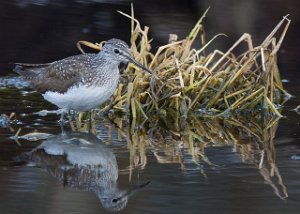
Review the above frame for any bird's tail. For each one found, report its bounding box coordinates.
[13,63,50,77]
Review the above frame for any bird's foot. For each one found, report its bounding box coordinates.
[58,118,69,125]
[57,110,69,135]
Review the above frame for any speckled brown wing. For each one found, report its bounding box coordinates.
[14,54,97,93]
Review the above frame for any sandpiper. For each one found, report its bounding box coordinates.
[14,39,151,121]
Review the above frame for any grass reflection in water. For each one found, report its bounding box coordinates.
[69,111,288,200]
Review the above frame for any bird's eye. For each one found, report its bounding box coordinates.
[112,198,118,203]
[114,49,120,54]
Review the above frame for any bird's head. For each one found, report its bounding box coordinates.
[101,38,152,74]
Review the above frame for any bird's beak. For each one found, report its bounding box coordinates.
[125,55,153,74]
[117,181,151,201]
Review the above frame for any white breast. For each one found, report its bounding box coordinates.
[43,80,119,111]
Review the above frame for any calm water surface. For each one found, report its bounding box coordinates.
[0,1,300,214]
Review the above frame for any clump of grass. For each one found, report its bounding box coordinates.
[78,6,291,121]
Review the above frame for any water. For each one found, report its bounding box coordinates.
[1,1,300,213]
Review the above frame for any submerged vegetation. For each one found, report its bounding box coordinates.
[78,7,291,121]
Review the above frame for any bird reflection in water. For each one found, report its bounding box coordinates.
[18,132,150,212]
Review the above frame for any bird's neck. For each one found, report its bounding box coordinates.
[87,55,120,86]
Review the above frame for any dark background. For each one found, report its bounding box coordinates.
[0,2,300,214]
[0,0,299,81]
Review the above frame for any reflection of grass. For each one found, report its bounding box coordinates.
[11,112,287,199]
[78,6,291,120]
[71,112,288,199]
